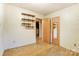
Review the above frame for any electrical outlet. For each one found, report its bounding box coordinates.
[78,44,79,46]
[74,43,76,47]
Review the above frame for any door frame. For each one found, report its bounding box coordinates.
[36,18,42,43]
[52,16,60,47]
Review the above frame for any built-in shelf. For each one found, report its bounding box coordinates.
[21,23,31,26]
[25,26,34,28]
[21,13,35,17]
[21,13,35,29]
[53,23,56,29]
[22,18,35,22]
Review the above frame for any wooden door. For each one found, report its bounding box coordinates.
[52,16,60,47]
[43,18,50,44]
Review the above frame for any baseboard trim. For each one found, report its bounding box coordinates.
[61,45,79,54]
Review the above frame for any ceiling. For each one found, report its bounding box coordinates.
[8,3,76,15]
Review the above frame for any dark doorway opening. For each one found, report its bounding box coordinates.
[36,21,39,37]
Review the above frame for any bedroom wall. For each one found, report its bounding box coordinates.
[0,4,5,56]
[45,4,79,52]
[3,4,44,49]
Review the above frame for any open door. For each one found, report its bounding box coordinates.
[43,18,51,44]
[36,18,42,44]
[52,16,60,47]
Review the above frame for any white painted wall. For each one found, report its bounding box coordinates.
[45,4,79,52]
[0,4,5,56]
[3,4,44,49]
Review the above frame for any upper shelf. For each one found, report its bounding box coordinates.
[21,13,35,17]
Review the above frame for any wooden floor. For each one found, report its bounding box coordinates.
[3,42,79,56]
